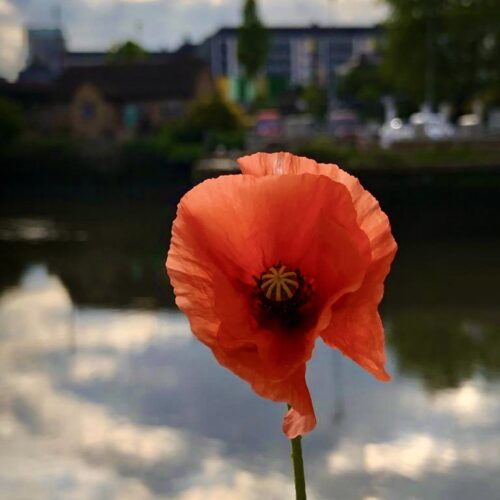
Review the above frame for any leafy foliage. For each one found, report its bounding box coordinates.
[185,92,246,133]
[0,97,23,147]
[150,93,246,154]
[338,60,386,120]
[107,40,147,64]
[237,0,269,79]
[383,0,500,112]
[294,137,500,169]
[302,83,328,121]
[337,58,419,120]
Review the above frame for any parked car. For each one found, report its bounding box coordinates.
[255,109,282,138]
[328,109,362,142]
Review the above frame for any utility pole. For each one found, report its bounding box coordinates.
[134,19,144,44]
[327,0,335,26]
[326,0,336,112]
[425,4,435,111]
[51,4,62,29]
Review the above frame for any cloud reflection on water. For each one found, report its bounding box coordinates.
[1,264,500,499]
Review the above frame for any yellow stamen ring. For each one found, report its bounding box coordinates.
[259,265,299,302]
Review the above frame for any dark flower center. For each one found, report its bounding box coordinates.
[254,263,313,327]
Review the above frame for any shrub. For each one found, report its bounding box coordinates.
[184,93,246,135]
[0,97,23,147]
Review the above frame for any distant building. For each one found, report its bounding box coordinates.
[2,55,213,140]
[17,59,54,85]
[18,28,66,83]
[63,51,175,69]
[10,23,381,132]
[17,26,186,83]
[18,24,379,100]
[55,56,214,140]
[198,25,379,94]
[63,52,108,68]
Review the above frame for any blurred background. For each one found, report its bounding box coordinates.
[0,0,499,499]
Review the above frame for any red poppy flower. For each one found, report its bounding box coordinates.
[166,152,397,438]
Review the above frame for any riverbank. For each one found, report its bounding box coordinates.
[2,133,500,242]
[1,134,499,190]
[2,163,499,244]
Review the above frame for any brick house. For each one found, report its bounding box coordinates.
[55,56,214,140]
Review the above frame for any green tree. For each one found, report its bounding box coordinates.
[383,0,500,113]
[185,93,245,133]
[107,40,147,64]
[166,93,246,150]
[338,60,386,120]
[337,57,418,120]
[237,0,269,80]
[0,97,23,147]
[303,83,328,121]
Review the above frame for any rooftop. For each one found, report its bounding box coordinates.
[211,25,379,37]
[56,56,209,101]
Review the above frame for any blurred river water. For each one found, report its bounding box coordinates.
[0,192,500,500]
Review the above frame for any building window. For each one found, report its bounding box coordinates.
[162,100,184,119]
[123,104,139,129]
[81,101,96,120]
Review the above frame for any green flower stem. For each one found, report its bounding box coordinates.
[290,434,307,499]
[288,404,307,500]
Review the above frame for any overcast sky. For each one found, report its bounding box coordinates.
[0,0,387,80]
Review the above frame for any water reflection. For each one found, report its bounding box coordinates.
[0,217,87,243]
[0,206,175,308]
[1,210,500,499]
[0,265,297,499]
[389,310,500,389]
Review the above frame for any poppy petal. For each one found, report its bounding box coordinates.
[167,216,220,347]
[167,173,371,382]
[168,152,396,438]
[238,151,319,177]
[321,282,391,381]
[316,166,397,381]
[238,152,397,380]
[238,152,396,270]
[213,348,316,438]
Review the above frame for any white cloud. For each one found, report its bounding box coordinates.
[0,0,24,79]
[174,467,298,500]
[0,267,193,497]
[326,433,457,480]
[0,265,190,363]
[1,0,386,79]
[320,368,500,498]
[326,427,500,486]
[70,353,119,382]
[365,433,457,480]
[260,0,387,26]
[327,441,363,474]
[431,380,499,426]
[0,264,324,499]
[3,265,500,499]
